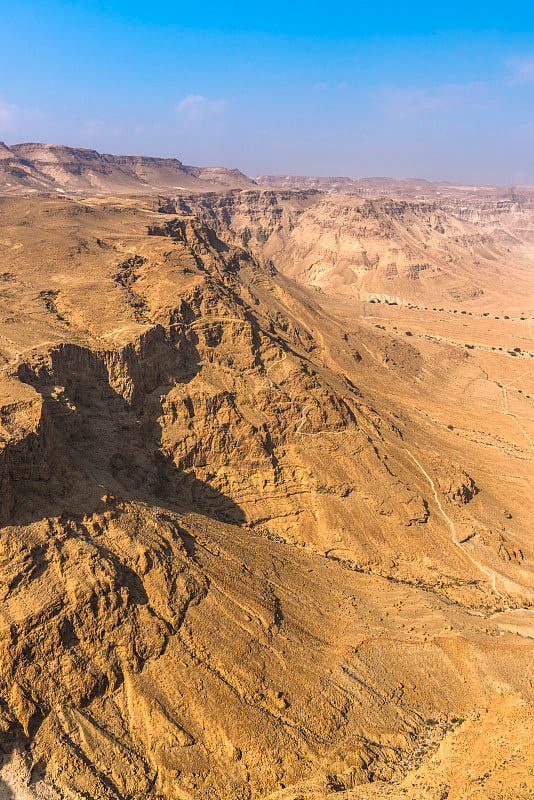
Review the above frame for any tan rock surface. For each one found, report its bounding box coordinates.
[0,194,532,799]
[176,189,534,313]
[0,143,256,196]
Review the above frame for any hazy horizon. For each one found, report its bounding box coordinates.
[3,139,534,188]
[2,1,534,185]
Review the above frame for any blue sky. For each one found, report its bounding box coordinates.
[2,1,534,183]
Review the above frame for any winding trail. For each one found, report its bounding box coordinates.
[500,370,534,451]
[402,447,500,594]
[0,337,59,368]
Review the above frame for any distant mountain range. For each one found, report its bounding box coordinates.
[0,141,257,195]
[3,142,534,202]
[255,173,534,200]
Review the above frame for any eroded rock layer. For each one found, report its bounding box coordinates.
[0,195,532,799]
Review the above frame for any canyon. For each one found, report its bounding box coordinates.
[0,145,533,799]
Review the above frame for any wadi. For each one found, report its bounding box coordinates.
[0,143,533,800]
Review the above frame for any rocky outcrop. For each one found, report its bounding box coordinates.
[168,190,534,309]
[0,196,532,800]
[0,143,256,195]
[435,466,478,505]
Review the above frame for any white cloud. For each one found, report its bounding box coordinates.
[0,99,17,130]
[374,82,488,120]
[80,119,126,139]
[507,56,534,84]
[313,81,350,91]
[175,94,226,122]
[0,97,44,134]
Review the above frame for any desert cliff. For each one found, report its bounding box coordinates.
[0,188,532,799]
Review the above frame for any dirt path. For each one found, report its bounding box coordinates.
[500,371,534,451]
[0,337,59,369]
[402,447,500,593]
[367,320,534,360]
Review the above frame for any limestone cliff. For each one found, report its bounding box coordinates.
[0,196,532,799]
[174,190,534,311]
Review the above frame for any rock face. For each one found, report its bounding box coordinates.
[0,142,256,195]
[281,694,534,800]
[0,194,532,799]
[255,173,534,201]
[4,140,534,309]
[170,189,534,311]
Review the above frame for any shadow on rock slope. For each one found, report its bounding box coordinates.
[7,327,245,528]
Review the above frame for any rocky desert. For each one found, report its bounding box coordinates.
[0,142,532,799]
